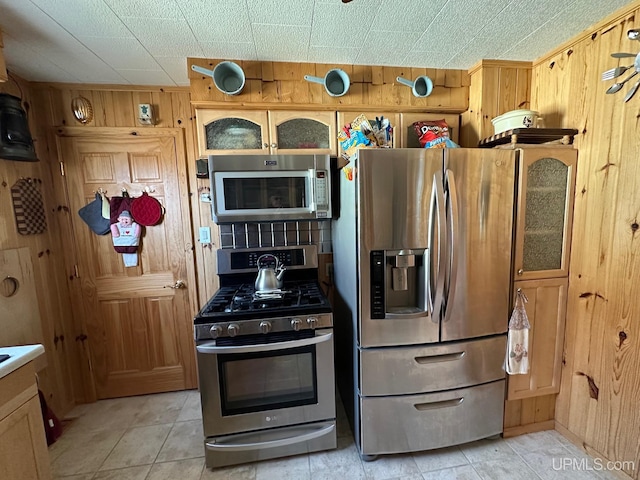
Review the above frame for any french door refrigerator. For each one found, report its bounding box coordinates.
[332,148,516,460]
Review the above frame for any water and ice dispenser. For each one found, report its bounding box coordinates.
[369,249,428,319]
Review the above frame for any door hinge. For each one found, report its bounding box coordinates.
[59,161,65,176]
[73,264,79,278]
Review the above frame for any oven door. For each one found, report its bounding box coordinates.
[196,329,335,437]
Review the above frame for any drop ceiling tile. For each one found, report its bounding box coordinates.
[115,68,176,86]
[154,56,190,85]
[199,42,257,61]
[77,36,159,70]
[119,17,203,57]
[103,0,184,19]
[307,46,361,65]
[2,34,81,82]
[370,0,448,32]
[175,0,252,43]
[310,2,377,48]
[42,51,127,83]
[28,0,133,37]
[356,30,422,66]
[253,24,311,62]
[247,0,314,26]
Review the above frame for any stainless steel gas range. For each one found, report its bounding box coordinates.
[194,244,336,469]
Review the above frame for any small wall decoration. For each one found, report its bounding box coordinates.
[505,289,530,375]
[11,177,47,235]
[71,96,94,124]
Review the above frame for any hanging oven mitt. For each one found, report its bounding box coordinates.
[130,191,163,226]
[78,192,111,235]
[505,290,530,375]
[101,191,110,219]
[110,193,141,267]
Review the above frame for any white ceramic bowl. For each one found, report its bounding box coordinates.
[491,109,539,135]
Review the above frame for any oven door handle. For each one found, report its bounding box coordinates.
[206,423,335,452]
[196,331,333,354]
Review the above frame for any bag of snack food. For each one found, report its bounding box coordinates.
[413,119,457,149]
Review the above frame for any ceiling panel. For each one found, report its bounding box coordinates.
[0,0,633,86]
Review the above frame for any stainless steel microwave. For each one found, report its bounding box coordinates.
[208,154,332,223]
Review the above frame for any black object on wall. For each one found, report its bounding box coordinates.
[0,93,38,162]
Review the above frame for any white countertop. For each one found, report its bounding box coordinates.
[0,345,45,380]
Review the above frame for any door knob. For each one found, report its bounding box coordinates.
[164,280,186,289]
[517,269,523,276]
[270,143,277,148]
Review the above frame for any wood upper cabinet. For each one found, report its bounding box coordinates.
[196,109,336,156]
[507,278,568,400]
[399,113,460,147]
[513,147,577,280]
[0,30,7,82]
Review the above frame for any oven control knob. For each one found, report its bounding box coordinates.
[227,323,240,337]
[290,318,302,331]
[306,317,318,329]
[209,325,222,339]
[259,321,272,334]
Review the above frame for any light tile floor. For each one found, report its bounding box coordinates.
[49,389,624,480]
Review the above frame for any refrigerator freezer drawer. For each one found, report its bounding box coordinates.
[360,335,506,396]
[359,380,504,455]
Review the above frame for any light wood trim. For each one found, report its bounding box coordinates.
[95,273,177,300]
[31,82,190,93]
[190,101,468,114]
[468,59,533,75]
[503,419,555,438]
[513,147,577,280]
[507,278,568,400]
[55,126,183,137]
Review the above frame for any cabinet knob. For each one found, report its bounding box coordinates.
[263,143,269,148]
[517,269,523,275]
[270,143,277,148]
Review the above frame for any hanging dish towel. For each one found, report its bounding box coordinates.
[505,289,530,375]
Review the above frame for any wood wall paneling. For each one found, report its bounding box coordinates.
[531,2,640,478]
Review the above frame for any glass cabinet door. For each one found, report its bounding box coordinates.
[196,110,269,156]
[268,111,336,155]
[514,147,577,280]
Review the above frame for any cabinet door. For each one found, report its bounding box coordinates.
[400,113,460,147]
[0,394,52,479]
[196,109,269,156]
[507,278,568,400]
[514,148,577,280]
[337,111,400,157]
[268,110,336,155]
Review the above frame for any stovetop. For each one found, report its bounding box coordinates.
[194,279,332,324]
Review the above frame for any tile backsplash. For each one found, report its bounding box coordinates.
[219,221,332,252]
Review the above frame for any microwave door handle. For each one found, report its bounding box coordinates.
[443,169,459,323]
[196,331,333,355]
[428,171,446,321]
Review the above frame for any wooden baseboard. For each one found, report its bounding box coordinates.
[503,419,555,438]
[554,422,634,480]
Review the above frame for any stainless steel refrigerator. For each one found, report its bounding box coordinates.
[332,148,516,460]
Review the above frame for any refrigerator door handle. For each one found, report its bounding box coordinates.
[443,169,459,323]
[428,171,446,321]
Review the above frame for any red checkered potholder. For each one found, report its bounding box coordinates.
[11,178,47,235]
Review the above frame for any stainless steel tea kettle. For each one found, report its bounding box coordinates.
[255,254,286,291]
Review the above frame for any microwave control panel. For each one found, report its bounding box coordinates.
[315,170,330,218]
